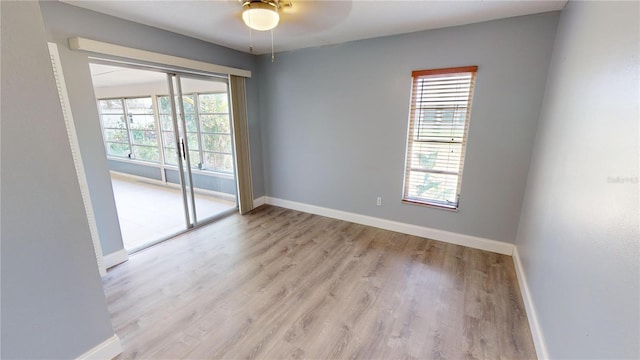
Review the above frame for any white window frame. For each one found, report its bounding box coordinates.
[402,66,478,210]
[156,92,235,174]
[97,96,160,164]
[98,92,235,176]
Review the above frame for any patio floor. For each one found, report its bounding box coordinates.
[110,173,236,251]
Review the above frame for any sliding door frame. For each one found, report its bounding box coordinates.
[166,73,193,228]
[90,59,244,250]
[173,74,198,226]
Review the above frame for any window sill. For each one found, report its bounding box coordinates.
[402,199,459,212]
[107,156,161,168]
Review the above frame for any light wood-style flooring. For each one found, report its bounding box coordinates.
[105,205,536,359]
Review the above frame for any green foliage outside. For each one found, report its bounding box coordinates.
[416,152,441,195]
[100,93,234,173]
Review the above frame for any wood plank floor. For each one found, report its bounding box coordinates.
[105,205,536,359]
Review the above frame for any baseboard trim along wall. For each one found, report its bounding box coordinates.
[75,334,122,360]
[513,248,548,360]
[253,196,266,207]
[259,196,514,256]
[103,249,129,269]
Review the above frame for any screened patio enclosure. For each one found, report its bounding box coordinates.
[90,62,238,252]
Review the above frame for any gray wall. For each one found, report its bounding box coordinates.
[109,160,163,181]
[40,1,265,255]
[515,1,639,358]
[165,169,237,195]
[258,12,559,243]
[1,1,115,358]
[108,160,237,195]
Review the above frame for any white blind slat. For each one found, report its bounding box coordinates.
[403,66,477,209]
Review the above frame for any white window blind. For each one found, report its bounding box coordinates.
[403,66,477,209]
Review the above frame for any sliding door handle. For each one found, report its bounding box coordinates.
[181,138,186,160]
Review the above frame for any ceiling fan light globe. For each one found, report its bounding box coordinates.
[242,6,279,31]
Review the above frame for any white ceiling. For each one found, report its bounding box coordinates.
[62,0,566,55]
[89,63,229,95]
[90,63,167,88]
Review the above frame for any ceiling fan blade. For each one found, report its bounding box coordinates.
[278,1,352,34]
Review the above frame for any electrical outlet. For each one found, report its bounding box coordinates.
[376,197,382,206]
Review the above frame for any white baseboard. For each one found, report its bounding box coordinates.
[513,247,548,360]
[103,249,128,269]
[263,197,514,256]
[76,334,122,360]
[253,196,266,208]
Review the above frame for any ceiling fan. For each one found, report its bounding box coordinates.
[235,0,353,57]
[239,0,292,58]
[240,0,292,31]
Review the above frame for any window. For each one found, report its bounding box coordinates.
[99,92,234,175]
[157,92,234,173]
[126,97,160,162]
[403,66,477,210]
[98,97,159,163]
[198,93,234,173]
[157,94,200,167]
[157,95,179,165]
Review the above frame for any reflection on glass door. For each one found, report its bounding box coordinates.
[173,74,237,225]
[90,62,237,252]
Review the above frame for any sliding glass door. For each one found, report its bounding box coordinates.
[169,74,237,227]
[91,63,237,251]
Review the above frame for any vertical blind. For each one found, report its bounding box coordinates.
[229,75,254,214]
[49,43,106,276]
[403,66,477,209]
